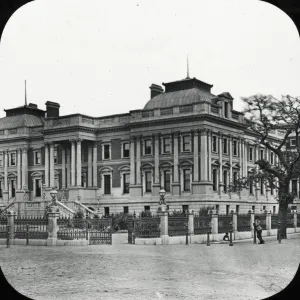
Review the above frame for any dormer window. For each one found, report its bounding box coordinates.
[224,102,229,118]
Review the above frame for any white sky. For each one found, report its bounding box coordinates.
[0,0,299,118]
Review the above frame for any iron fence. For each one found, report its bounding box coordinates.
[271,214,279,229]
[237,214,251,232]
[133,217,160,238]
[286,213,294,228]
[0,217,7,239]
[168,216,188,236]
[298,214,300,228]
[194,215,211,235]
[57,217,87,240]
[14,215,48,239]
[218,215,232,234]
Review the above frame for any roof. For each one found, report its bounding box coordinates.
[0,114,44,130]
[144,88,215,110]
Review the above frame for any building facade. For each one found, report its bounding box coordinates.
[0,76,283,215]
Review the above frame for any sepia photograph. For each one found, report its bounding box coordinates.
[0,0,300,299]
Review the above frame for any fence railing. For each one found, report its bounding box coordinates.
[133,217,160,238]
[14,215,48,239]
[168,216,188,236]
[218,215,232,234]
[194,215,211,235]
[57,217,87,240]
[0,217,7,239]
[237,214,251,232]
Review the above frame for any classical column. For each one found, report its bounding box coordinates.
[21,147,28,189]
[49,143,55,188]
[129,137,135,185]
[219,133,223,188]
[4,150,8,191]
[87,144,92,187]
[229,136,233,183]
[61,147,66,188]
[208,130,212,182]
[93,142,98,187]
[66,147,71,188]
[244,141,248,177]
[255,145,259,198]
[193,130,199,182]
[173,132,179,183]
[200,129,208,182]
[154,134,160,184]
[44,143,49,187]
[136,137,141,185]
[76,139,82,187]
[17,148,21,190]
[71,140,76,187]
[239,139,243,178]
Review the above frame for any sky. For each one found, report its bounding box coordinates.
[0,0,299,118]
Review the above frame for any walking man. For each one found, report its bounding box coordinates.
[254,218,265,244]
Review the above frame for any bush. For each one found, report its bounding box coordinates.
[74,209,84,219]
[198,206,215,216]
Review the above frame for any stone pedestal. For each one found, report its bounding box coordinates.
[294,212,297,232]
[188,211,194,235]
[47,207,60,247]
[7,210,16,241]
[232,212,237,234]
[211,214,218,235]
[159,207,169,245]
[191,182,202,194]
[266,212,272,235]
[2,191,8,202]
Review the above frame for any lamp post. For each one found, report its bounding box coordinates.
[50,188,58,207]
[23,185,27,201]
[159,187,166,212]
[229,221,233,246]
[207,222,211,246]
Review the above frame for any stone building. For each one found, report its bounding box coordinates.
[0,76,282,215]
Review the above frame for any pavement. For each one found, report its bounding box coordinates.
[0,233,299,300]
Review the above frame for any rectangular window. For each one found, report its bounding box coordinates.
[0,181,2,198]
[270,185,274,195]
[260,178,264,195]
[212,169,217,191]
[270,152,274,164]
[123,174,130,194]
[123,206,129,214]
[35,151,41,165]
[233,171,237,185]
[104,207,109,216]
[163,137,171,154]
[249,178,253,195]
[104,175,111,194]
[263,206,266,211]
[182,205,189,214]
[164,171,171,192]
[292,179,298,196]
[104,145,110,160]
[182,136,191,152]
[10,153,16,166]
[260,149,264,160]
[122,143,130,158]
[226,205,230,216]
[0,154,3,167]
[291,139,296,146]
[273,206,276,214]
[11,180,15,198]
[216,204,219,214]
[249,147,253,161]
[224,102,229,118]
[145,172,152,193]
[145,140,152,155]
[252,205,255,213]
[54,148,58,164]
[212,136,217,152]
[223,138,228,154]
[183,169,190,192]
[35,179,41,197]
[236,205,239,215]
[223,170,228,193]
[144,206,150,212]
[233,140,238,156]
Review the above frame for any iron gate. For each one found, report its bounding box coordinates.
[88,218,112,245]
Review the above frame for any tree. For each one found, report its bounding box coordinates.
[229,94,300,239]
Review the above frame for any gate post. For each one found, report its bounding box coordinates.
[293,211,297,233]
[159,206,169,245]
[250,210,255,238]
[232,211,237,238]
[266,211,272,236]
[211,210,218,241]
[47,206,60,246]
[7,211,16,246]
[188,210,194,237]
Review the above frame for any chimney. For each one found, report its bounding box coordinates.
[149,84,164,99]
[28,103,38,109]
[45,101,60,117]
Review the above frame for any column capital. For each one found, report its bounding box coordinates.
[130,136,136,143]
[22,147,28,153]
[69,139,76,143]
[200,129,207,136]
[172,131,180,138]
[75,138,83,143]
